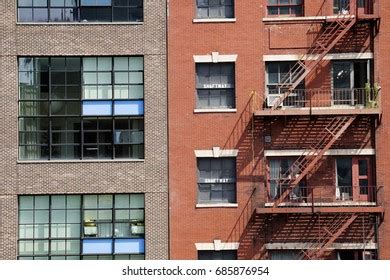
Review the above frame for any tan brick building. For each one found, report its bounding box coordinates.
[0,0,168,259]
[168,0,389,260]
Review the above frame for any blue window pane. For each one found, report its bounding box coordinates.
[18,9,33,22]
[33,8,48,21]
[82,101,112,116]
[114,100,144,116]
[114,239,144,254]
[82,239,113,254]
[19,0,33,7]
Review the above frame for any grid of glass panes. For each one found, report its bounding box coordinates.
[18,194,145,260]
[267,0,304,16]
[196,63,235,109]
[266,61,305,94]
[18,57,144,160]
[18,195,82,260]
[82,194,145,239]
[196,0,234,19]
[17,0,144,22]
[197,158,237,203]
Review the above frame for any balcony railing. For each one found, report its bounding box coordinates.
[266,185,381,207]
[265,88,380,111]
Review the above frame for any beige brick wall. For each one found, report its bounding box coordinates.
[0,0,168,260]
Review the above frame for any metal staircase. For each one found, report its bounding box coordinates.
[299,214,359,260]
[271,8,357,109]
[272,115,357,208]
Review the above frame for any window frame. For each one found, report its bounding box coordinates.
[267,0,304,17]
[195,62,236,110]
[18,56,145,161]
[198,250,237,260]
[195,0,235,19]
[17,0,144,23]
[18,194,146,260]
[197,157,237,204]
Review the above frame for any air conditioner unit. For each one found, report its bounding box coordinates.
[267,95,283,107]
[341,192,350,201]
[131,225,145,235]
[84,226,97,236]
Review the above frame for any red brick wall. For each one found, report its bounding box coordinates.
[168,0,385,259]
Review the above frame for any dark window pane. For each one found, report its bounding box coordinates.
[67,86,81,99]
[129,8,143,21]
[51,58,66,71]
[97,8,112,21]
[51,72,66,84]
[51,86,66,99]
[80,8,96,21]
[113,7,128,21]
[66,58,81,71]
[66,72,81,85]
[113,0,128,5]
[51,101,66,115]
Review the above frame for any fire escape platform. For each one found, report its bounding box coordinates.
[254,107,381,117]
[256,206,384,214]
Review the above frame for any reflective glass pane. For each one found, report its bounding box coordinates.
[129,57,143,71]
[115,194,130,208]
[35,196,49,209]
[83,58,97,71]
[34,224,49,238]
[130,194,144,208]
[51,224,66,238]
[67,195,81,208]
[20,196,34,209]
[19,225,34,239]
[52,210,66,223]
[34,240,49,254]
[67,209,81,223]
[34,210,49,223]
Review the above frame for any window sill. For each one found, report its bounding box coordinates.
[193,18,236,23]
[16,22,144,26]
[196,203,238,208]
[262,15,343,23]
[194,108,237,114]
[17,159,145,164]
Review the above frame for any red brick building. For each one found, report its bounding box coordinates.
[168,0,389,260]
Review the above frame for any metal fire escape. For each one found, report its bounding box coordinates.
[271,5,357,109]
[233,1,382,260]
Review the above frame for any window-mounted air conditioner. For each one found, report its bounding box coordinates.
[267,95,282,107]
[131,225,145,235]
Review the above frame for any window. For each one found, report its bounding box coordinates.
[196,63,235,109]
[336,157,372,201]
[198,250,237,260]
[267,0,304,16]
[196,0,234,19]
[17,0,143,22]
[333,0,349,14]
[269,250,300,260]
[18,194,145,260]
[268,158,306,201]
[18,57,144,160]
[266,61,305,107]
[332,60,369,106]
[197,158,236,203]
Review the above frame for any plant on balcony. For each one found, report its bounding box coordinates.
[365,82,380,108]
